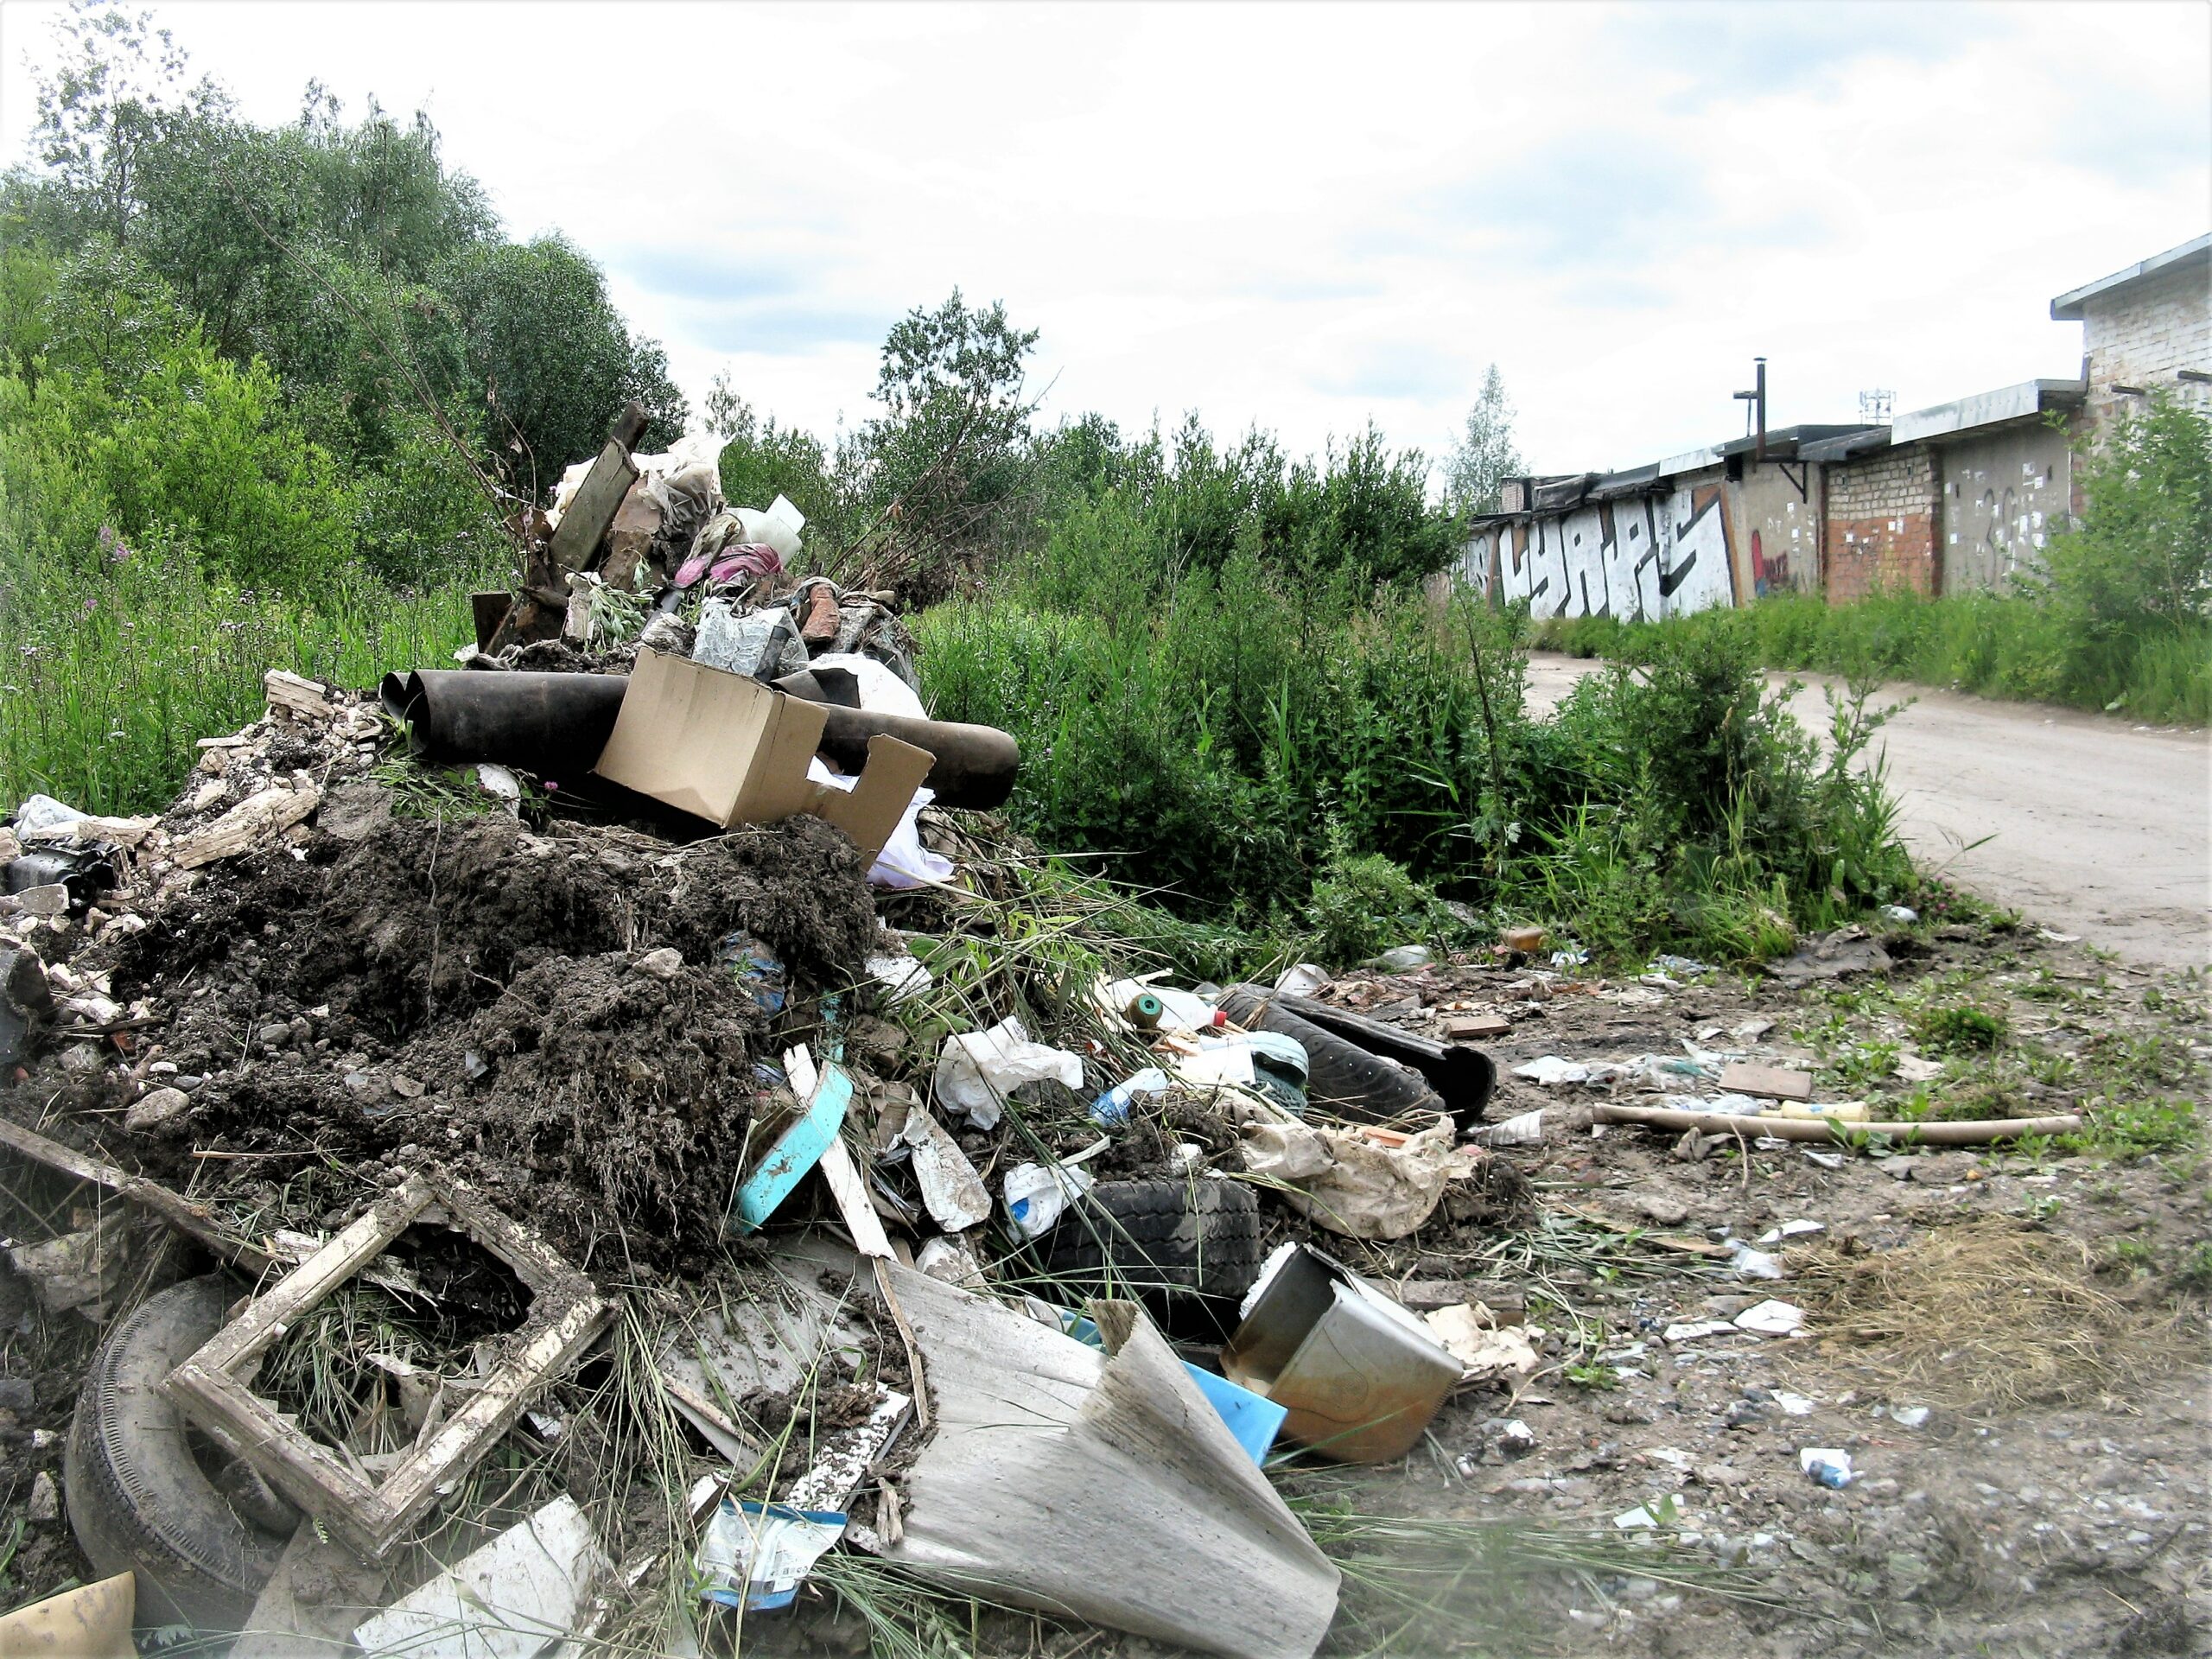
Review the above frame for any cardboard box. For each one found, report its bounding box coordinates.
[594,651,933,865]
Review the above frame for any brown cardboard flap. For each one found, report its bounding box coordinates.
[594,652,933,866]
[814,735,935,866]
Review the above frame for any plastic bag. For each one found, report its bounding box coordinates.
[1003,1160,1096,1242]
[935,1017,1084,1130]
[733,494,806,563]
[810,652,927,721]
[694,601,810,679]
[1238,1113,1465,1241]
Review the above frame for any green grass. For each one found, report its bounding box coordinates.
[1535,590,2211,727]
[0,552,476,816]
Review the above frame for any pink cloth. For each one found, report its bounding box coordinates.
[674,542,784,589]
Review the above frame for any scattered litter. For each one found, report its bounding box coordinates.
[1422,1305,1540,1381]
[1895,1052,1945,1082]
[1548,948,1589,968]
[1878,905,1918,924]
[1274,962,1331,995]
[1773,1390,1818,1417]
[1002,1160,1096,1241]
[1467,1109,1544,1147]
[878,1265,1341,1658]
[865,946,933,1006]
[1363,944,1432,971]
[1890,1405,1931,1428]
[730,1051,852,1233]
[1757,1220,1826,1245]
[1090,1066,1171,1127]
[0,1573,134,1658]
[1718,1061,1813,1102]
[1799,1448,1855,1490]
[1237,1113,1464,1240]
[1513,1056,1592,1087]
[1662,1320,1738,1344]
[1224,1244,1462,1463]
[1729,1244,1787,1281]
[899,1109,992,1232]
[1764,927,1892,983]
[697,1502,846,1612]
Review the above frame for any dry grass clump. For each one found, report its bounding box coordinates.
[1792,1218,2175,1412]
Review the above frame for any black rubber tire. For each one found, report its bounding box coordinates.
[1217,985,1448,1125]
[1040,1178,1263,1327]
[65,1274,294,1630]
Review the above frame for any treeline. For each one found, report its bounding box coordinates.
[2,5,1929,971]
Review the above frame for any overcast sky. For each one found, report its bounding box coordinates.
[3,1,2206,474]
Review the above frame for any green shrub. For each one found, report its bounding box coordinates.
[1910,1001,2010,1053]
[1303,828,1452,968]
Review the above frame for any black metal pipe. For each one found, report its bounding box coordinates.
[809,706,1018,810]
[379,671,627,777]
[382,667,1020,808]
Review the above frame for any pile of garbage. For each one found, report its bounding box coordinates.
[0,412,1563,1659]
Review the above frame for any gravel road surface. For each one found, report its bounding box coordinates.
[1526,652,2210,969]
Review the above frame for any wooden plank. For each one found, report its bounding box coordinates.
[1718,1062,1815,1102]
[0,1115,270,1273]
[548,442,639,575]
[1440,1014,1512,1040]
[165,1176,611,1557]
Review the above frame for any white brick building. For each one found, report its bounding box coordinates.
[2050,234,2211,426]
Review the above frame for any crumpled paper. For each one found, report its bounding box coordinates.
[934,1017,1084,1130]
[1422,1305,1540,1381]
[1237,1112,1465,1241]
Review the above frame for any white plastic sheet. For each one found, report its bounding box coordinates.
[934,1017,1084,1130]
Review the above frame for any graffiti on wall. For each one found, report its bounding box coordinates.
[1460,484,1735,620]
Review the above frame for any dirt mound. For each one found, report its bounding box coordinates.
[97,810,881,1274]
[448,954,766,1268]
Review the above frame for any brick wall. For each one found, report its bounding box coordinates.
[2082,259,2212,423]
[1824,445,1938,601]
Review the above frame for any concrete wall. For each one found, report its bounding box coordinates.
[1826,447,1939,601]
[2080,258,2211,424]
[1726,459,1819,598]
[1459,479,1734,620]
[1939,423,2072,593]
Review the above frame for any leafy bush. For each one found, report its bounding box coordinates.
[921,554,1916,963]
[1303,828,1452,968]
[1909,1001,2010,1053]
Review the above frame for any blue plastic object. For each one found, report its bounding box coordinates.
[728,1064,850,1235]
[1059,1311,1286,1465]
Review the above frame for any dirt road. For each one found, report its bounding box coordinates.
[1526,653,2210,969]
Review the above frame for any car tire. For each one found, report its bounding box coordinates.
[1039,1177,1263,1330]
[65,1274,296,1630]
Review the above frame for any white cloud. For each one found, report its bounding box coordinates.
[3,0,2203,475]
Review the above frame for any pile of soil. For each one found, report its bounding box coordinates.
[51,810,882,1274]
